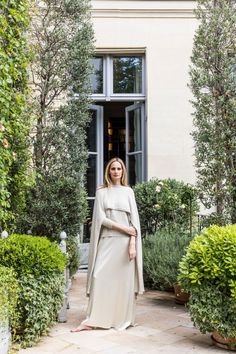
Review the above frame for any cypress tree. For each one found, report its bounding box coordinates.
[190,0,236,223]
[21,0,94,250]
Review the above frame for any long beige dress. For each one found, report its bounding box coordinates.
[82,185,144,330]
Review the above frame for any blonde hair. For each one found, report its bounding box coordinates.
[103,157,128,188]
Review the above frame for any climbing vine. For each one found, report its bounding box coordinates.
[0,0,32,232]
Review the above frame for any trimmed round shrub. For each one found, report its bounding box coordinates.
[0,234,67,277]
[178,224,236,296]
[178,224,236,338]
[143,229,194,290]
[0,234,67,347]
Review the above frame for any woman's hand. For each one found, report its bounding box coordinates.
[126,226,137,237]
[129,236,136,261]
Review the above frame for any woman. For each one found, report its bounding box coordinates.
[72,157,144,332]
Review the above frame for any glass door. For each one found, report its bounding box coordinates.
[86,105,104,198]
[125,103,145,185]
[84,104,103,242]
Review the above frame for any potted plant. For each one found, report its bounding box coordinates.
[178,224,236,350]
[173,283,190,305]
[143,228,193,303]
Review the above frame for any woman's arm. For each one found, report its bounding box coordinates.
[102,215,136,237]
[129,235,136,260]
[102,218,137,260]
[107,221,137,237]
[101,211,137,237]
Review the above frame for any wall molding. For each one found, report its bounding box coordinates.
[92,7,196,19]
[92,0,196,18]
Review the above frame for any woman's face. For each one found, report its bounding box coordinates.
[109,161,123,184]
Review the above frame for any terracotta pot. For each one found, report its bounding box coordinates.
[173,283,190,305]
[15,325,25,335]
[212,330,236,351]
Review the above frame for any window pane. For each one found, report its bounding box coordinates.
[128,153,142,186]
[90,57,103,94]
[83,199,94,243]
[128,108,142,152]
[113,56,142,94]
[86,154,97,197]
[86,110,97,152]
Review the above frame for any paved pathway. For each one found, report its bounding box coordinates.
[19,272,228,354]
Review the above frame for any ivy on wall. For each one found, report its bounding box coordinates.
[0,0,31,232]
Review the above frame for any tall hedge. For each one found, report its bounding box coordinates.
[190,0,236,223]
[0,0,31,232]
[19,0,94,241]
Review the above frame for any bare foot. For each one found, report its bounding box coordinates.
[71,325,93,332]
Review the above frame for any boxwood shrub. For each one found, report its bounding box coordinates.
[0,234,66,276]
[0,234,67,347]
[178,224,236,339]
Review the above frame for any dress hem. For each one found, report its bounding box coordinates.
[81,319,134,331]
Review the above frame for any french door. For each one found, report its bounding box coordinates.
[87,102,145,198]
[125,103,145,185]
[84,102,145,242]
[86,104,104,200]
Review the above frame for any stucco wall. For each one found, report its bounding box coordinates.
[91,1,198,183]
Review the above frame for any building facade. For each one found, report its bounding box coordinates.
[86,0,198,213]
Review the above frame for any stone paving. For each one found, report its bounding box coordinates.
[19,272,229,354]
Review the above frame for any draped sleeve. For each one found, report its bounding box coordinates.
[128,188,145,295]
[86,186,144,296]
[86,188,108,295]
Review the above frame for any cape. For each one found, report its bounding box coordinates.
[86,185,144,296]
